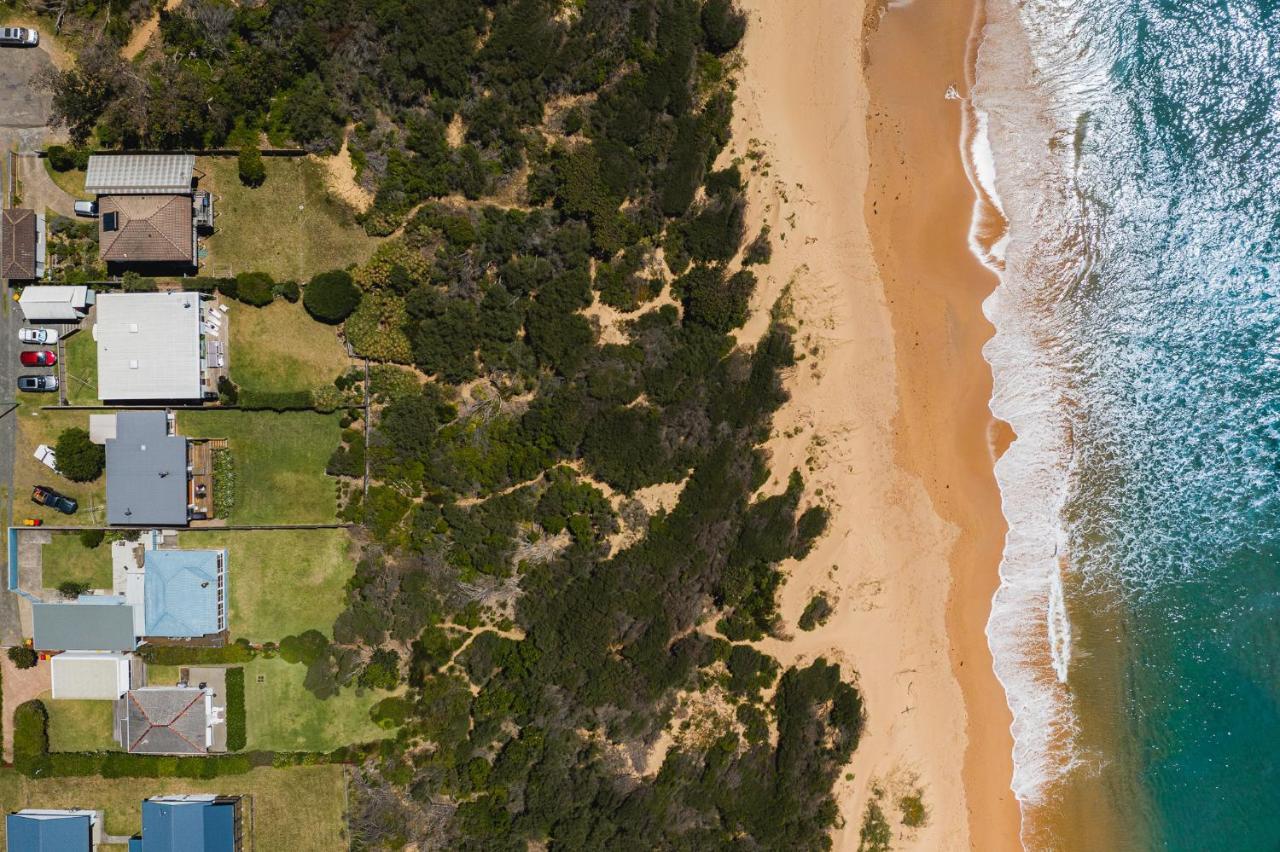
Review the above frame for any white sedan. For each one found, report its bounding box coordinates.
[19,327,59,345]
[0,27,38,47]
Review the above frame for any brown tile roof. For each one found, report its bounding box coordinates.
[99,195,193,264]
[2,208,37,280]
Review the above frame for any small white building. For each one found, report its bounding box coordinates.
[18,285,92,323]
[93,291,207,402]
[50,651,134,700]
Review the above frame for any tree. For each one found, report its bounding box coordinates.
[79,528,105,549]
[702,0,748,54]
[7,646,36,669]
[238,145,266,187]
[58,580,91,599]
[304,270,361,323]
[233,271,275,306]
[55,427,104,482]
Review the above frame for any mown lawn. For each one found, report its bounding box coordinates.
[41,161,91,202]
[14,407,105,526]
[40,532,112,590]
[177,410,341,524]
[200,156,378,281]
[0,765,349,849]
[62,330,98,405]
[228,300,353,395]
[242,657,392,752]
[178,529,353,642]
[41,693,119,752]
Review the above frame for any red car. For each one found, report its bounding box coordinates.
[19,350,56,367]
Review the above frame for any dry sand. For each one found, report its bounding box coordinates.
[732,0,1021,848]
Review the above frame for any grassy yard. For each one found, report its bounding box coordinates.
[14,407,105,526]
[40,532,112,591]
[242,657,392,752]
[228,300,354,395]
[178,410,341,524]
[0,765,349,849]
[201,156,378,282]
[41,693,119,752]
[178,529,354,642]
[41,161,91,202]
[62,330,98,405]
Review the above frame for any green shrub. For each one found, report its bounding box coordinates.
[900,790,928,828]
[212,448,235,518]
[354,240,430,291]
[7,646,36,669]
[58,580,91,599]
[304,269,361,323]
[275,279,301,302]
[702,0,747,54]
[370,696,411,728]
[238,145,266,187]
[46,145,74,172]
[13,700,50,776]
[798,593,834,632]
[345,292,412,362]
[743,225,773,266]
[140,641,254,666]
[79,528,106,549]
[278,629,329,666]
[121,271,158,293]
[234,271,276,306]
[217,375,239,405]
[358,648,401,690]
[215,277,240,300]
[55,427,104,482]
[225,667,246,751]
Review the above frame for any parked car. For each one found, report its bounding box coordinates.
[18,327,59,345]
[32,486,76,515]
[0,26,37,47]
[73,200,98,218]
[34,444,56,471]
[19,350,56,367]
[18,375,58,392]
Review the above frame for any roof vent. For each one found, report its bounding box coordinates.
[129,324,138,333]
[129,359,139,369]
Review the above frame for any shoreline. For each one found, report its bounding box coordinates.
[731,0,1019,848]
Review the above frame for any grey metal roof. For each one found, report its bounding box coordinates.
[32,601,137,651]
[119,687,209,754]
[85,155,195,196]
[106,412,189,526]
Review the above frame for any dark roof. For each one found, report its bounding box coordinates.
[2,208,37,280]
[106,412,189,526]
[140,800,238,852]
[32,601,137,652]
[99,195,193,264]
[5,812,92,852]
[119,688,209,754]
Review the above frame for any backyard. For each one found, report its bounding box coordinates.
[200,156,378,281]
[178,529,354,642]
[241,657,392,752]
[0,765,349,849]
[40,532,112,591]
[228,300,354,396]
[41,160,91,202]
[62,330,97,405]
[178,410,341,524]
[14,407,105,526]
[41,694,119,752]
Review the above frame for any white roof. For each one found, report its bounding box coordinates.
[94,292,203,401]
[50,652,132,700]
[18,285,89,321]
[85,155,195,196]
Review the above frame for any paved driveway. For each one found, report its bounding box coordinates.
[0,44,53,135]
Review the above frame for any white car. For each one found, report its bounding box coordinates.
[73,200,98,218]
[19,327,59,345]
[0,26,38,47]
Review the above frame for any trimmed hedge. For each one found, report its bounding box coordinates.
[304,270,361,324]
[139,641,255,666]
[13,700,49,775]
[226,667,246,751]
[234,271,276,306]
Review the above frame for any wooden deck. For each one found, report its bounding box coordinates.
[201,301,230,397]
[188,438,227,520]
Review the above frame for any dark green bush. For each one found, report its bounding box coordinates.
[217,375,239,405]
[46,145,74,171]
[58,581,91,599]
[225,667,246,751]
[234,271,275,306]
[278,629,329,666]
[121,271,158,293]
[238,145,266,187]
[55,427,104,482]
[275,279,301,302]
[79,528,105,548]
[139,641,255,666]
[702,0,747,55]
[798,593,833,632]
[13,700,50,776]
[7,646,36,669]
[304,270,361,323]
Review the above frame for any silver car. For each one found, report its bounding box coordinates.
[0,27,38,47]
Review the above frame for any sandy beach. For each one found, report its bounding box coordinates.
[732,0,1021,848]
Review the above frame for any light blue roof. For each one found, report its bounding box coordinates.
[139,800,236,852]
[6,812,91,852]
[143,550,223,638]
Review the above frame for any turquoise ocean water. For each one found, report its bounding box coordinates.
[973,0,1280,848]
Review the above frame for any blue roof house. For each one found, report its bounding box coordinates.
[142,549,227,638]
[6,810,95,852]
[130,796,242,852]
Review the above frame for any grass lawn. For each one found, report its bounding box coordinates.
[201,156,378,282]
[229,300,354,395]
[40,532,112,591]
[62,330,98,405]
[14,407,105,526]
[41,160,91,202]
[40,693,119,752]
[178,529,354,642]
[243,657,392,752]
[178,410,341,524]
[144,664,183,684]
[0,765,348,848]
